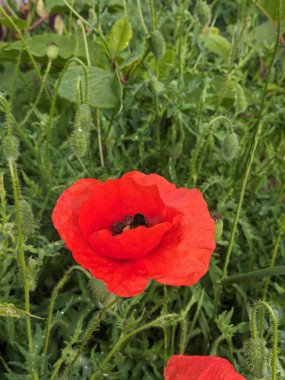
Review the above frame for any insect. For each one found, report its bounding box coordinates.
[111,213,149,236]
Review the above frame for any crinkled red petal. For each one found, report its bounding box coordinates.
[89,223,172,260]
[52,178,150,297]
[122,171,176,195]
[144,190,215,285]
[164,355,247,380]
[78,177,166,240]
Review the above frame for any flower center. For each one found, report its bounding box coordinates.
[111,213,149,236]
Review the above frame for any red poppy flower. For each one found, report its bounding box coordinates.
[164,355,247,380]
[52,171,215,297]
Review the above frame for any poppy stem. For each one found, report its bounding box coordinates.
[214,0,281,318]
[59,296,120,380]
[187,115,233,187]
[43,266,91,357]
[251,301,278,380]
[90,313,179,380]
[44,57,89,184]
[0,8,51,102]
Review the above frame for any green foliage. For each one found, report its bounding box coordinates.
[108,16,133,54]
[0,0,285,379]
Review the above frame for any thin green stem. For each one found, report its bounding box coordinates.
[43,266,91,355]
[96,108,105,167]
[90,314,178,380]
[60,296,120,380]
[214,5,281,316]
[136,0,148,34]
[262,212,285,301]
[45,57,88,183]
[251,301,278,380]
[9,161,33,352]
[80,21,91,67]
[187,116,233,187]
[178,0,187,77]
[0,8,51,101]
[20,59,52,127]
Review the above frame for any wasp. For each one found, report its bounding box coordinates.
[111,213,149,236]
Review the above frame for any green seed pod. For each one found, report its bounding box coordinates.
[70,128,89,158]
[235,84,248,112]
[149,29,166,60]
[19,199,34,237]
[3,135,19,162]
[150,76,163,94]
[244,337,268,378]
[79,104,93,130]
[88,277,111,304]
[27,257,38,292]
[46,42,59,60]
[211,212,223,242]
[222,132,239,161]
[195,0,211,26]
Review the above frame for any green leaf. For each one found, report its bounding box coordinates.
[3,33,107,65]
[255,0,285,24]
[201,27,231,60]
[0,303,43,319]
[108,16,132,54]
[0,17,28,29]
[58,65,122,109]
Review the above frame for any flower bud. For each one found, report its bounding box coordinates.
[3,135,19,162]
[70,129,89,157]
[149,29,166,60]
[88,277,111,304]
[222,132,239,161]
[195,0,211,26]
[244,337,268,378]
[46,43,59,60]
[211,212,223,242]
[19,199,34,237]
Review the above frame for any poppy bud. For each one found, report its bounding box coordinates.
[195,0,211,26]
[70,128,89,158]
[19,199,34,237]
[150,76,163,94]
[46,43,59,60]
[79,104,93,130]
[211,212,223,242]
[3,135,19,162]
[222,131,239,161]
[27,257,38,291]
[88,277,111,304]
[149,29,166,60]
[70,104,92,157]
[244,337,268,378]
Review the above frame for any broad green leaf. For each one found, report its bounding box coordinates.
[58,65,122,109]
[201,27,231,60]
[0,17,28,29]
[255,0,285,24]
[108,16,132,54]
[254,21,277,45]
[0,303,43,319]
[3,34,109,67]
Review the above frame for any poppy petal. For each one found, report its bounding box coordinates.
[164,355,247,380]
[122,171,176,195]
[78,177,166,240]
[144,190,215,285]
[89,222,172,260]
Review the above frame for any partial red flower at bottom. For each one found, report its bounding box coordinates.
[164,355,247,380]
[52,171,215,297]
